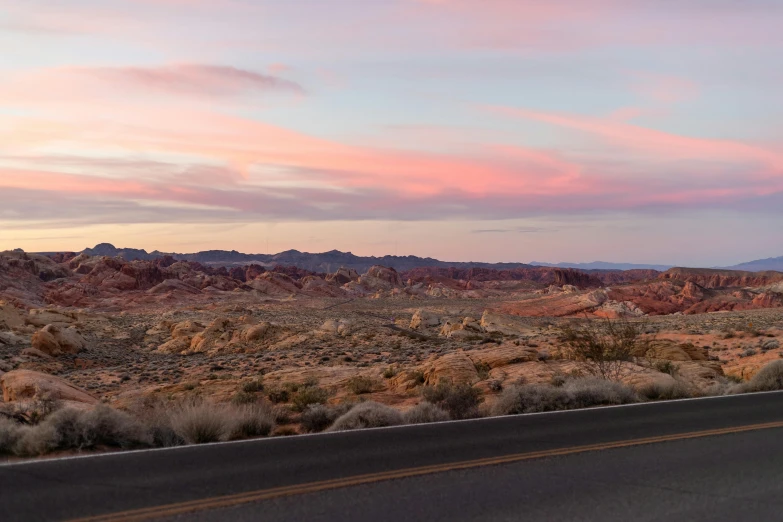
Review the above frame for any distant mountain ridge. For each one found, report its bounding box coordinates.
[79,243,539,274]
[724,256,783,272]
[530,261,673,271]
[47,244,783,274]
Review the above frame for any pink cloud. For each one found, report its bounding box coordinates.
[488,106,783,171]
[629,73,699,105]
[1,65,303,102]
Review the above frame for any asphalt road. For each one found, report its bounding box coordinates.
[2,392,783,522]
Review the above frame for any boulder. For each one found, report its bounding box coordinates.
[318,319,352,337]
[31,324,86,356]
[1,369,97,404]
[359,266,402,290]
[326,267,360,286]
[467,343,539,369]
[242,322,276,342]
[423,352,480,385]
[479,310,530,336]
[0,301,25,330]
[410,309,440,330]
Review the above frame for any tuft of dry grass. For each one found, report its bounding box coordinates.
[492,377,638,416]
[403,402,450,424]
[422,381,482,420]
[733,360,783,393]
[638,380,691,401]
[327,402,403,432]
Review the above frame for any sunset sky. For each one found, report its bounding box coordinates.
[1,0,781,266]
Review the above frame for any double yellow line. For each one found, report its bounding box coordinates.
[70,420,783,522]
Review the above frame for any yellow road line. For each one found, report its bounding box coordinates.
[69,420,783,522]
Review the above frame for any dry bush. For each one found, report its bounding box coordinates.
[129,398,184,447]
[638,380,691,401]
[267,388,290,404]
[703,376,738,397]
[327,402,403,432]
[733,360,783,393]
[9,406,152,456]
[0,418,22,455]
[492,378,638,416]
[13,391,62,425]
[562,377,638,407]
[241,379,264,393]
[290,385,329,412]
[300,403,353,433]
[169,402,229,444]
[231,391,258,405]
[227,404,274,440]
[653,360,679,377]
[422,381,483,420]
[76,406,152,449]
[560,319,651,381]
[474,362,491,380]
[492,384,570,416]
[403,402,450,424]
[13,424,58,457]
[346,376,378,395]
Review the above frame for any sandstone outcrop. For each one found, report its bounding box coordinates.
[1,369,97,404]
[423,352,480,385]
[31,325,86,355]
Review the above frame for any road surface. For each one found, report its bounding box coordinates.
[2,392,783,521]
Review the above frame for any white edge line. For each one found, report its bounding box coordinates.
[2,389,783,469]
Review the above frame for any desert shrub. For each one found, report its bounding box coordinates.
[740,348,757,358]
[327,402,403,432]
[169,402,228,444]
[0,418,22,455]
[403,402,450,424]
[146,412,183,447]
[18,393,62,425]
[382,366,397,379]
[492,384,571,416]
[560,319,651,381]
[76,406,152,449]
[11,406,152,456]
[734,360,783,393]
[474,362,491,380]
[422,381,482,420]
[492,378,638,416]
[271,405,292,424]
[241,379,264,393]
[300,403,354,433]
[549,373,567,387]
[227,404,274,440]
[488,379,503,392]
[231,391,258,405]
[638,380,691,401]
[562,377,638,408]
[300,404,337,433]
[267,388,290,404]
[407,371,426,385]
[291,385,329,412]
[346,376,377,395]
[654,360,679,377]
[13,424,58,456]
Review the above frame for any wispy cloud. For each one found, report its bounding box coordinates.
[472,227,551,234]
[75,64,305,96]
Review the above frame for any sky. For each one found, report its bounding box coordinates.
[1,0,782,266]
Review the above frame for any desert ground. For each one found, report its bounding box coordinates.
[2,249,783,457]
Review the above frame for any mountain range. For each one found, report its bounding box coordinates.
[38,243,781,274]
[724,256,783,272]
